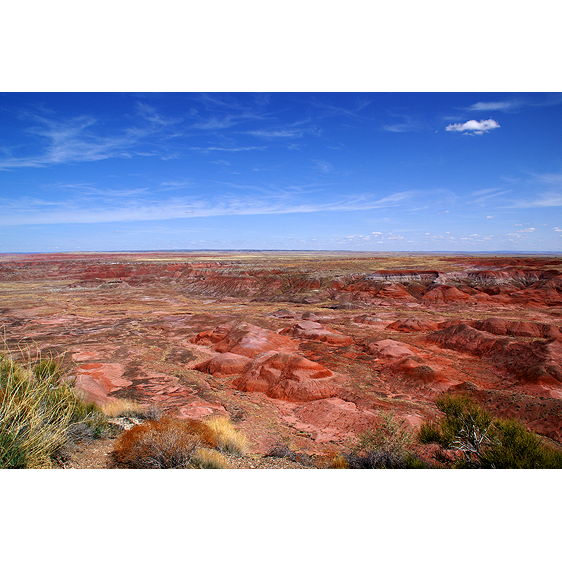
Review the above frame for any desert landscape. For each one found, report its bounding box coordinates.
[2,250,562,468]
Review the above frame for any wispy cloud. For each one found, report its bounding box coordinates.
[0,189,429,226]
[189,146,265,153]
[0,107,182,170]
[312,160,332,173]
[382,114,422,133]
[466,95,562,113]
[446,119,500,135]
[466,100,524,112]
[509,190,562,208]
[468,188,512,204]
[245,123,320,140]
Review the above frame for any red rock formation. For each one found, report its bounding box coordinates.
[280,320,354,346]
[363,338,419,359]
[421,285,471,304]
[427,323,562,388]
[193,352,253,377]
[387,317,440,332]
[191,320,296,358]
[233,351,338,402]
[386,356,440,384]
[64,363,131,405]
[471,318,562,339]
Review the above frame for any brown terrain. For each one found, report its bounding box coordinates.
[2,250,562,467]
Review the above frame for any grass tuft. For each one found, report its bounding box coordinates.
[191,447,230,469]
[203,416,249,456]
[0,351,111,468]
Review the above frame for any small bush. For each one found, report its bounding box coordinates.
[419,394,562,469]
[265,443,315,466]
[112,415,250,468]
[112,417,204,468]
[328,453,349,469]
[338,413,427,469]
[418,421,444,446]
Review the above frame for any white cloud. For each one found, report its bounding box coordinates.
[446,119,500,134]
[554,227,562,232]
[467,100,522,112]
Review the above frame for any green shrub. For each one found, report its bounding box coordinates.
[343,414,428,469]
[481,418,562,469]
[418,394,562,469]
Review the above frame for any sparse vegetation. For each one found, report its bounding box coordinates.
[335,414,429,469]
[419,394,562,468]
[0,352,111,468]
[203,415,249,456]
[265,442,315,466]
[111,414,249,468]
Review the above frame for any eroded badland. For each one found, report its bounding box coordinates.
[2,251,562,460]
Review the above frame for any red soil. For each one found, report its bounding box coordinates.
[2,251,562,455]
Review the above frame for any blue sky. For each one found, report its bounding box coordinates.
[1,92,562,253]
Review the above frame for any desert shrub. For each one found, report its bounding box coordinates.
[112,417,205,468]
[265,442,315,466]
[342,414,428,469]
[418,421,444,445]
[418,394,562,469]
[481,418,562,469]
[203,416,249,456]
[112,415,250,468]
[329,453,349,469]
[0,354,110,468]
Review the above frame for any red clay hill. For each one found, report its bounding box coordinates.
[1,251,562,453]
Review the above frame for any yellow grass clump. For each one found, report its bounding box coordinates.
[203,415,249,456]
[192,447,231,469]
[100,398,145,418]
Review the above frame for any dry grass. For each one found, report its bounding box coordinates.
[203,415,249,456]
[0,350,110,468]
[112,417,205,468]
[100,398,145,418]
[111,414,249,468]
[192,447,231,469]
[329,453,349,469]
